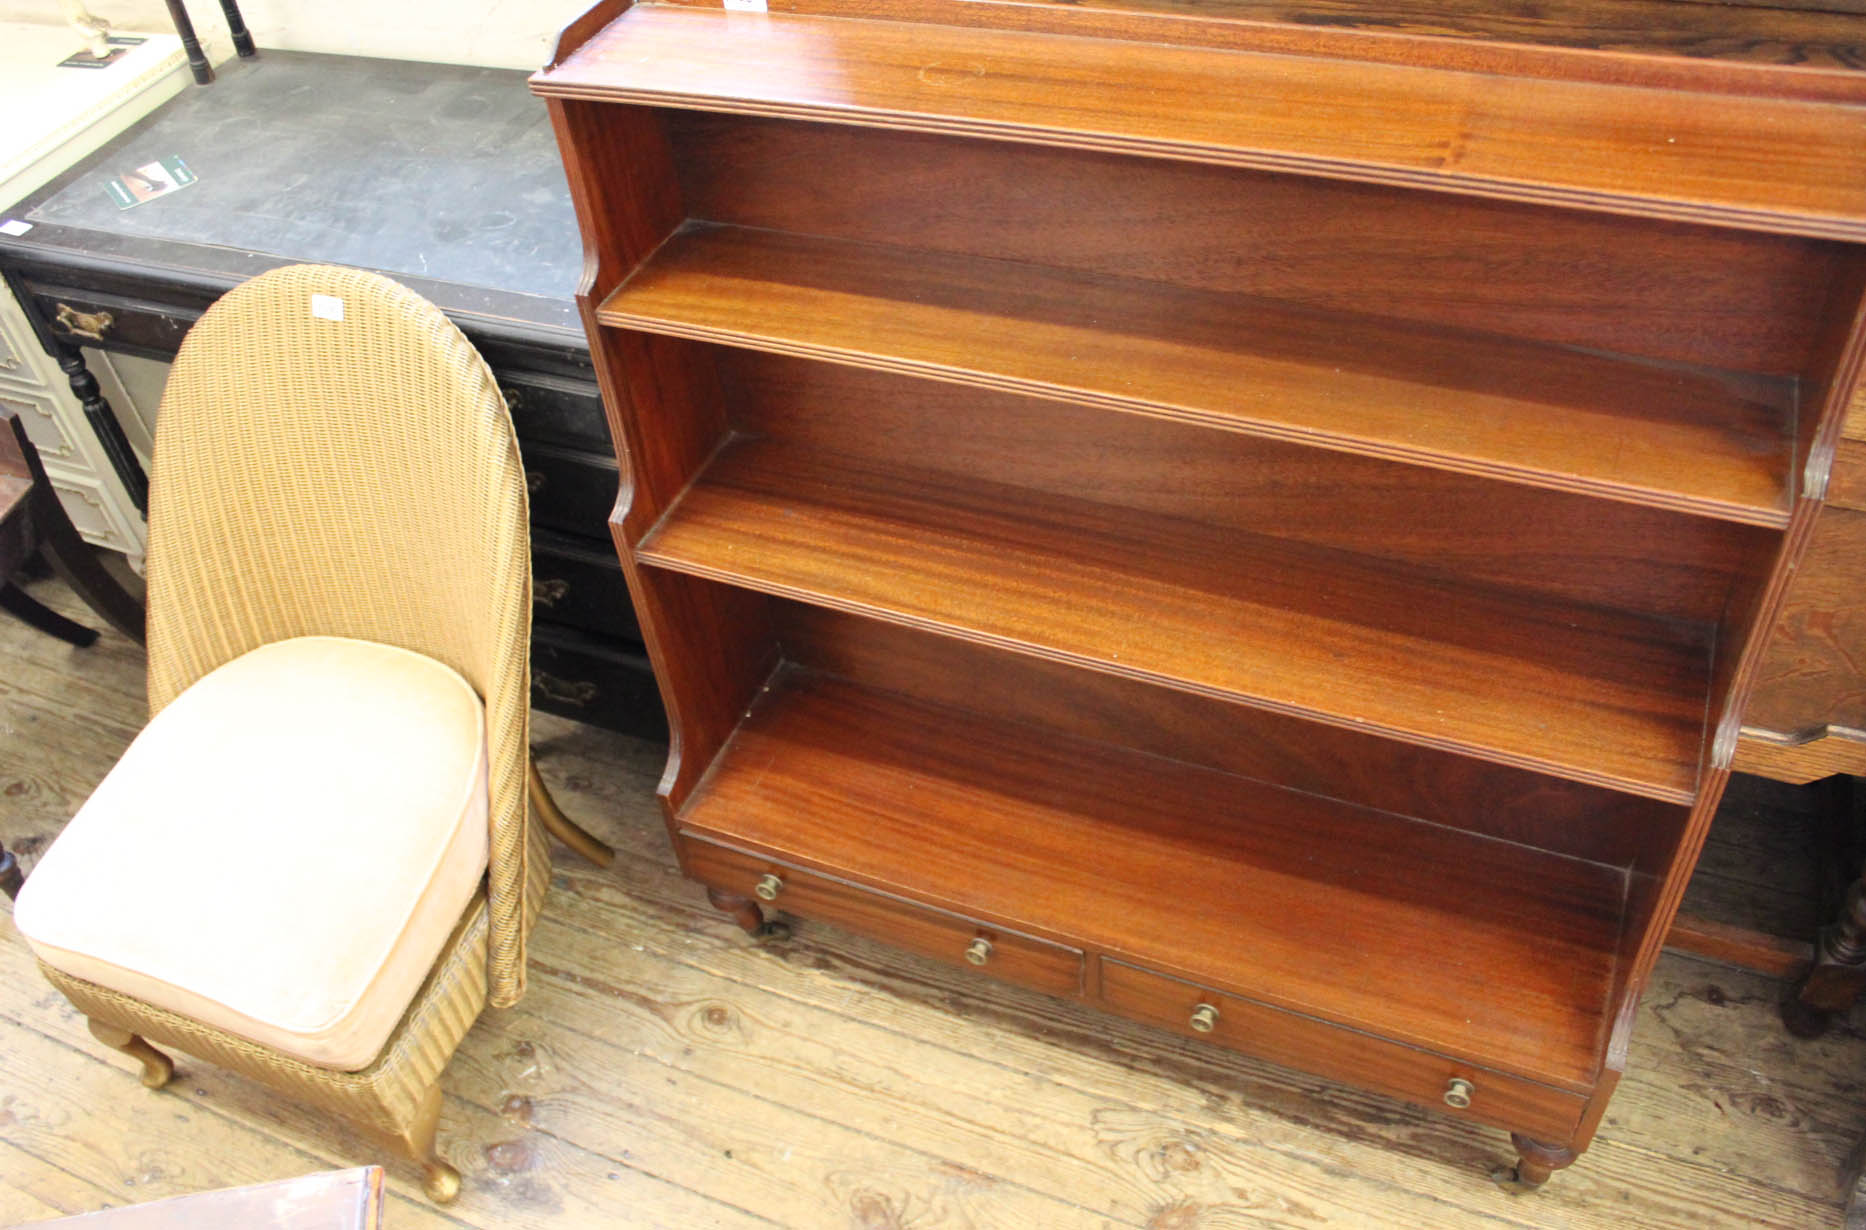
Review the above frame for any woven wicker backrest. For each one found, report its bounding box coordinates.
[145,264,535,1006]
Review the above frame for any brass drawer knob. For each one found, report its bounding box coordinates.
[1443,1077,1474,1109]
[964,937,993,966]
[753,873,784,902]
[1189,1002,1220,1033]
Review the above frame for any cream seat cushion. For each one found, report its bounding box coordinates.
[14,636,489,1071]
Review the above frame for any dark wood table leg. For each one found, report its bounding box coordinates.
[4,413,145,644]
[0,583,98,646]
[1782,781,1866,1038]
[161,0,214,84]
[0,841,20,900]
[216,0,256,57]
[1785,867,1866,1036]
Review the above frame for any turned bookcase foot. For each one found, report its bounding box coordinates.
[707,886,791,940]
[706,885,764,933]
[1505,1134,1578,1189]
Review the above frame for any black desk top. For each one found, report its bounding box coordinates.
[1,52,586,347]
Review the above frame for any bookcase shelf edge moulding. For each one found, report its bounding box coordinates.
[534,0,1866,1185]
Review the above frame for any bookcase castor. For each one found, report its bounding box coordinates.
[534,0,1866,1184]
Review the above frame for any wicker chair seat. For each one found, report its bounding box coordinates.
[16,635,491,1071]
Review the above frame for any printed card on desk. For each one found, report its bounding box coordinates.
[104,155,198,210]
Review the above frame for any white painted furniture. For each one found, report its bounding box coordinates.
[0,22,197,568]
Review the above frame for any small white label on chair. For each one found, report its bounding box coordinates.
[310,293,345,321]
[0,219,30,236]
[724,0,767,12]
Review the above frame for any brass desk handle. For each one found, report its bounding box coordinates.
[55,303,113,342]
[1189,1002,1220,1033]
[1443,1078,1475,1109]
[754,873,784,902]
[964,937,993,966]
[532,671,596,707]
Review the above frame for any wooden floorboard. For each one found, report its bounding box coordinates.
[4,575,1866,1227]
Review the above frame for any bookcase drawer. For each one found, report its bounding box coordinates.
[684,837,1085,998]
[1100,959,1585,1142]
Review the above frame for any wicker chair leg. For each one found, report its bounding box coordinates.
[86,1018,174,1089]
[528,756,613,867]
[393,1081,462,1204]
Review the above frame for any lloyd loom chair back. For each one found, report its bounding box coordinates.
[143,263,539,1007]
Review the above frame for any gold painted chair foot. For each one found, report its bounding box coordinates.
[87,1017,175,1089]
[421,1158,462,1205]
[394,1082,462,1205]
[528,756,614,867]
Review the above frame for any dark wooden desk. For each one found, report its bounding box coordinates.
[0,51,660,738]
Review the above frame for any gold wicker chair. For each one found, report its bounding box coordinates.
[11,264,612,1202]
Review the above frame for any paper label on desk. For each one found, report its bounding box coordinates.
[103,155,197,210]
[311,295,345,322]
[724,0,768,12]
[0,220,30,237]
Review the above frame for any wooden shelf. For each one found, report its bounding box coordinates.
[535,4,1866,241]
[638,437,1712,802]
[600,224,1797,526]
[680,668,1627,1091]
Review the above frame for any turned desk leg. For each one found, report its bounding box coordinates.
[1786,869,1866,1038]
[706,887,791,941]
[53,343,148,514]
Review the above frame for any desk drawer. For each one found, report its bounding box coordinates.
[533,529,637,640]
[499,371,611,454]
[531,623,664,738]
[33,287,195,358]
[684,837,1085,999]
[1100,960,1584,1141]
[523,441,618,537]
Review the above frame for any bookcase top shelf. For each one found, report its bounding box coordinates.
[533,2,1866,242]
[601,223,1799,527]
[638,437,1713,802]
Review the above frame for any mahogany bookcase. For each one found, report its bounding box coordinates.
[534,0,1866,1184]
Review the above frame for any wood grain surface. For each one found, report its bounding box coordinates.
[647,0,1866,102]
[603,223,1799,525]
[670,111,1842,376]
[728,350,1770,627]
[640,438,1713,801]
[777,602,1690,869]
[1744,505,1866,737]
[677,667,1625,1091]
[535,4,1866,239]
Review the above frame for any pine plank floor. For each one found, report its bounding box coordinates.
[4,575,1866,1228]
